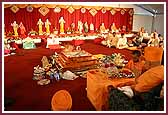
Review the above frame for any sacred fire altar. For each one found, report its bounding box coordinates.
[55,50,99,72]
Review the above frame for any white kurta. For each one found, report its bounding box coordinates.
[116,37,128,49]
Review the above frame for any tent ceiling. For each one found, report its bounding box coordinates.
[135,4,164,15]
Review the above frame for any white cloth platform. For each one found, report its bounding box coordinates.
[14,39,41,44]
[46,35,98,48]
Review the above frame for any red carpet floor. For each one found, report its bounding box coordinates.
[4,40,133,111]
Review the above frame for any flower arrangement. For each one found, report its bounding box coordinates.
[101,7,106,13]
[100,53,127,69]
[100,53,135,78]
[81,8,86,13]
[111,53,126,67]
[100,55,114,68]
[54,7,61,13]
[26,5,33,12]
[119,69,135,78]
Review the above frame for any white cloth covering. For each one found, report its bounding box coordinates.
[117,86,134,98]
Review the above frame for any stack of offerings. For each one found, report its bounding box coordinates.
[55,50,99,72]
[33,65,45,80]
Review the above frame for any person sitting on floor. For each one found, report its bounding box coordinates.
[106,33,113,47]
[120,25,127,33]
[101,32,116,48]
[158,34,163,42]
[116,33,128,49]
[142,30,149,38]
[109,32,119,48]
[125,50,145,77]
[148,32,160,47]
[158,34,164,48]
[139,27,145,36]
[132,32,144,47]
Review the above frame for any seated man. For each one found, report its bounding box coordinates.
[110,32,119,47]
[158,34,164,48]
[158,34,164,42]
[106,33,113,47]
[116,33,128,49]
[139,27,145,36]
[132,32,144,47]
[125,50,145,77]
[148,32,160,47]
[120,25,127,33]
[106,32,119,48]
[142,30,149,38]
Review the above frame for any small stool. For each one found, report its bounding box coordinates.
[51,90,72,111]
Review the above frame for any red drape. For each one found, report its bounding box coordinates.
[4,7,133,34]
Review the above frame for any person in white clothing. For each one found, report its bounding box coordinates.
[148,32,160,47]
[116,33,128,49]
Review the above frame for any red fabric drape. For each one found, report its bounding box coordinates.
[4,7,133,34]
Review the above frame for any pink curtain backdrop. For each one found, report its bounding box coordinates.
[4,7,133,34]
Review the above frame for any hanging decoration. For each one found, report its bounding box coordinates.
[10,5,19,13]
[26,5,33,12]
[54,6,61,13]
[73,5,81,9]
[130,17,133,21]
[129,16,133,25]
[5,4,134,14]
[129,21,132,25]
[129,9,134,16]
[110,8,116,15]
[89,8,97,16]
[4,4,12,8]
[33,4,43,8]
[17,4,27,8]
[101,7,106,14]
[95,6,102,10]
[85,6,92,10]
[46,4,56,8]
[67,6,75,14]
[121,9,125,15]
[81,7,86,13]
[38,6,49,16]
